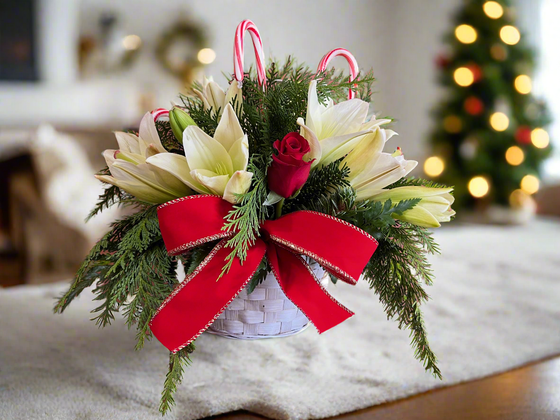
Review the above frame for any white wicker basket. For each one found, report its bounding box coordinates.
[207,262,327,339]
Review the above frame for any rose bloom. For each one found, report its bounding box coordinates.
[267,132,314,198]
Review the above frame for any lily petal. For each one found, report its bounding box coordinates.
[214,103,244,152]
[394,206,441,228]
[228,135,249,172]
[297,117,322,166]
[183,126,233,174]
[139,112,166,153]
[319,98,370,139]
[114,132,141,154]
[192,169,230,197]
[223,170,253,204]
[146,153,208,194]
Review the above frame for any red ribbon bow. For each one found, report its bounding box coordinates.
[150,195,378,353]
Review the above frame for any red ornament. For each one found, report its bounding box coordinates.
[436,53,451,69]
[515,126,532,144]
[466,63,483,82]
[464,96,484,115]
[150,195,379,352]
[268,132,314,198]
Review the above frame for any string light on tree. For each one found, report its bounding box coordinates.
[424,156,445,177]
[443,115,463,133]
[468,176,490,198]
[500,25,521,45]
[489,112,509,131]
[531,128,550,148]
[455,24,478,44]
[514,75,532,94]
[483,1,504,19]
[505,146,524,166]
[520,175,539,195]
[454,67,474,87]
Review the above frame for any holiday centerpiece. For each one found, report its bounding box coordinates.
[55,20,455,414]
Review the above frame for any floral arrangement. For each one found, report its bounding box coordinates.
[55,21,454,414]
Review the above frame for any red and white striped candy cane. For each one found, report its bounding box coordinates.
[317,48,359,99]
[151,108,169,121]
[233,20,266,86]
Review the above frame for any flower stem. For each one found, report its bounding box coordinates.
[275,198,285,219]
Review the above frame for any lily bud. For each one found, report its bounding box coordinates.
[372,186,456,228]
[169,107,196,141]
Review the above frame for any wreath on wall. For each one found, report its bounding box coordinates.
[155,19,209,82]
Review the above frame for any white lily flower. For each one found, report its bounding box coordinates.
[193,76,242,118]
[298,80,391,167]
[147,103,253,204]
[96,112,191,204]
[369,186,456,228]
[346,146,418,201]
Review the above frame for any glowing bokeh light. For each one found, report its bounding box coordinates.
[531,128,550,148]
[500,25,521,45]
[197,48,216,64]
[455,24,478,44]
[454,67,475,87]
[424,156,445,177]
[490,112,509,131]
[483,1,504,19]
[468,176,490,198]
[520,175,539,195]
[514,75,532,94]
[505,146,524,166]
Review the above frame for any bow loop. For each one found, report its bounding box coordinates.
[158,195,234,255]
[262,211,378,284]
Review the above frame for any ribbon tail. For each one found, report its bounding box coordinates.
[267,243,353,334]
[150,239,267,353]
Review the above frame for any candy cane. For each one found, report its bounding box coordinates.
[233,20,266,86]
[317,48,359,99]
[151,108,169,121]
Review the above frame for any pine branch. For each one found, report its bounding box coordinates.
[159,347,194,415]
[363,222,441,378]
[220,154,270,275]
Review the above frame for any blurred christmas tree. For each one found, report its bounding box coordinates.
[427,0,552,213]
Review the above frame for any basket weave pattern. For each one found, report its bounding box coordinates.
[207,265,327,339]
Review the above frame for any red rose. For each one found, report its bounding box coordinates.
[267,132,313,198]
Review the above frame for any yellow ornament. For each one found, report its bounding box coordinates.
[468,176,490,198]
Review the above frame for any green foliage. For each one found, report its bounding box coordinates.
[283,159,350,214]
[246,256,270,294]
[363,222,442,378]
[220,153,271,275]
[156,120,184,154]
[160,347,195,414]
[429,0,552,208]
